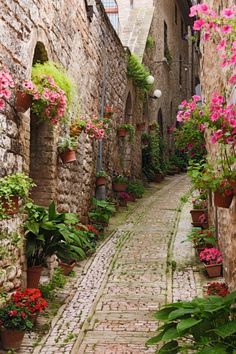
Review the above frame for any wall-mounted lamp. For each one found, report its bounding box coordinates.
[146,75,155,85]
[149,89,162,99]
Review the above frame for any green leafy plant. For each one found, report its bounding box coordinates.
[0,303,33,331]
[70,117,87,136]
[117,124,135,141]
[96,170,108,178]
[0,173,35,199]
[57,136,78,153]
[127,180,145,198]
[88,198,116,224]
[24,201,93,267]
[147,291,236,353]
[185,227,217,248]
[142,128,162,180]
[40,268,67,300]
[127,54,152,91]
[146,35,155,49]
[112,175,128,184]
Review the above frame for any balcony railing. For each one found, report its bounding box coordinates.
[101,0,119,34]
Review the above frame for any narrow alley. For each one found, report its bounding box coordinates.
[17,175,204,354]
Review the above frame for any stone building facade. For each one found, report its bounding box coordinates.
[0,0,144,292]
[198,0,236,289]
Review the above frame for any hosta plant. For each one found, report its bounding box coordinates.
[147,291,236,353]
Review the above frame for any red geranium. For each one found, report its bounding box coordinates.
[12,288,48,314]
[207,282,229,297]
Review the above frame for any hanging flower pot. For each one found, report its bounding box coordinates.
[0,196,19,215]
[0,328,25,350]
[59,261,76,276]
[60,149,76,164]
[136,122,145,131]
[214,190,233,208]
[27,265,43,288]
[96,176,107,186]
[117,128,127,137]
[204,263,222,278]
[15,91,32,113]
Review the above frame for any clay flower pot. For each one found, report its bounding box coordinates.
[60,149,76,164]
[15,91,32,113]
[96,176,107,186]
[0,328,25,350]
[59,261,76,276]
[214,191,233,208]
[113,183,128,192]
[190,209,208,223]
[136,123,145,131]
[204,263,222,278]
[0,196,19,215]
[27,265,43,288]
[117,128,127,137]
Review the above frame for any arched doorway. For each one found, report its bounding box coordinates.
[29,42,56,206]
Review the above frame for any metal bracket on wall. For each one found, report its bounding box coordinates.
[84,0,94,21]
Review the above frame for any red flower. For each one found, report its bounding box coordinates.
[8,310,17,317]
[21,312,26,319]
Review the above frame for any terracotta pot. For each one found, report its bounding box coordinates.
[59,261,76,276]
[154,173,162,183]
[27,265,43,288]
[96,176,107,186]
[190,209,208,223]
[204,263,222,278]
[0,328,25,350]
[214,190,233,208]
[15,91,32,113]
[60,149,76,164]
[117,128,127,137]
[0,196,19,215]
[113,182,128,192]
[230,180,236,195]
[192,221,209,229]
[136,123,145,131]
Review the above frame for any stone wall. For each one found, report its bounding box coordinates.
[0,0,143,291]
[199,0,236,289]
[143,0,194,151]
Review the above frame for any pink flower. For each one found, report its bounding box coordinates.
[229,74,236,85]
[193,19,206,31]
[221,8,235,19]
[0,99,5,110]
[199,4,209,14]
[189,5,201,17]
[216,39,226,51]
[203,32,210,41]
[221,25,232,34]
[192,95,201,102]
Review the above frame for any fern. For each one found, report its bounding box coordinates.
[127,54,152,91]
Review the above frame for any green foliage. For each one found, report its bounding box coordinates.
[0,173,35,199]
[127,180,145,198]
[0,232,21,260]
[57,136,78,153]
[147,291,236,353]
[32,61,76,109]
[127,54,152,91]
[40,268,67,300]
[24,201,94,266]
[112,175,128,184]
[96,170,108,178]
[89,198,116,224]
[118,124,135,141]
[0,303,33,331]
[185,227,217,248]
[146,35,155,49]
[142,129,162,180]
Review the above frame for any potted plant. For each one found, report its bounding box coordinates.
[127,180,145,198]
[12,288,48,325]
[117,124,135,139]
[15,80,36,113]
[185,227,217,254]
[22,61,75,125]
[96,170,108,186]
[112,175,128,192]
[88,198,115,227]
[199,247,223,277]
[85,116,106,140]
[70,117,87,136]
[104,105,114,119]
[141,132,150,146]
[213,178,234,208]
[136,121,146,131]
[0,67,15,111]
[190,195,208,226]
[0,173,35,217]
[58,136,78,163]
[206,282,229,297]
[0,302,33,350]
[118,192,134,207]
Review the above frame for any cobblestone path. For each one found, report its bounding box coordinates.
[17,174,203,354]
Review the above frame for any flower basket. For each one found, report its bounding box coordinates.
[59,261,76,276]
[214,190,233,208]
[113,182,128,192]
[117,128,127,137]
[190,209,208,223]
[27,265,43,288]
[136,123,145,131]
[15,91,32,113]
[0,196,19,215]
[59,149,76,164]
[204,263,222,278]
[96,176,107,186]
[0,328,25,350]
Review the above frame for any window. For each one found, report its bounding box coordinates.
[175,4,178,25]
[179,55,182,85]
[101,0,119,33]
[164,21,168,57]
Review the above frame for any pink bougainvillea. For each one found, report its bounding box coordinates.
[0,67,15,110]
[85,116,106,140]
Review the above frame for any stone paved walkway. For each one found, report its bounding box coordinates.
[13,174,208,354]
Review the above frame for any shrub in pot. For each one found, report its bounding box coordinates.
[88,198,116,226]
[0,172,35,218]
[96,170,108,186]
[117,124,135,140]
[127,180,145,198]
[112,175,128,192]
[70,117,87,137]
[58,136,78,163]
[185,227,217,254]
[0,302,33,350]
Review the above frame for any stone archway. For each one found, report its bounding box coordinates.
[29,42,56,206]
